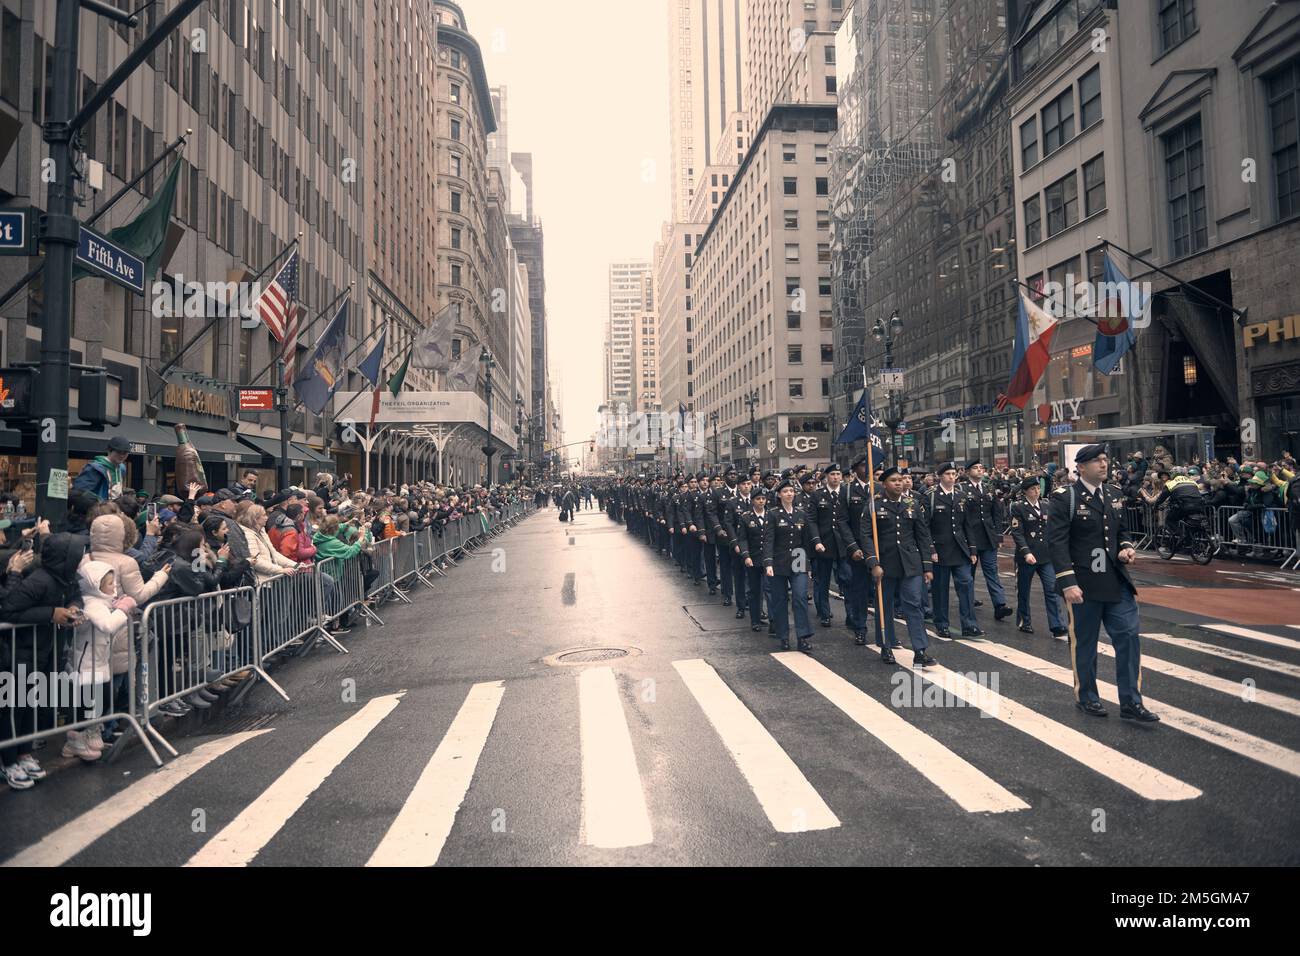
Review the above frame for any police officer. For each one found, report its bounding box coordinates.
[963,460,1013,622]
[763,478,825,652]
[925,461,982,638]
[1009,476,1068,638]
[723,474,756,618]
[1047,444,1158,721]
[812,462,849,628]
[737,485,772,631]
[856,466,937,667]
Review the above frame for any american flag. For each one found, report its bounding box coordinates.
[255,251,300,342]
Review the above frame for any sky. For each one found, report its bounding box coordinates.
[458,0,671,453]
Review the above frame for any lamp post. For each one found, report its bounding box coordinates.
[744,390,759,466]
[480,347,496,489]
[871,309,904,464]
[709,411,720,464]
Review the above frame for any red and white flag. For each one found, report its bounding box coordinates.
[254,251,300,342]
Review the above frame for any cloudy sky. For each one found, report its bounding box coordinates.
[459,0,671,454]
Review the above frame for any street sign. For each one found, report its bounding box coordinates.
[896,420,909,434]
[881,368,905,389]
[237,387,276,411]
[903,434,915,447]
[75,225,145,295]
[746,447,759,459]
[0,209,37,255]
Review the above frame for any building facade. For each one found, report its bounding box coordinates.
[605,260,653,409]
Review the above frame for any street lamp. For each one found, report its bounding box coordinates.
[744,390,760,463]
[480,347,496,489]
[870,310,904,463]
[709,411,719,463]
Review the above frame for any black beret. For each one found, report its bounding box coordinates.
[724,466,737,476]
[879,466,900,481]
[1020,477,1041,491]
[824,462,842,474]
[966,459,982,469]
[781,468,794,478]
[1074,443,1108,464]
[763,470,779,481]
[776,477,798,493]
[107,435,132,453]
[750,485,769,499]
[852,454,869,469]
[937,461,959,475]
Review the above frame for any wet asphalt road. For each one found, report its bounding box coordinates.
[3,505,1299,866]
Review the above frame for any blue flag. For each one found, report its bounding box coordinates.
[357,328,386,387]
[835,390,884,449]
[1093,253,1145,375]
[293,298,349,414]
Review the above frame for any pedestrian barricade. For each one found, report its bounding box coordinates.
[367,535,401,602]
[1121,502,1154,550]
[317,554,383,629]
[1,620,163,768]
[257,568,344,658]
[1212,506,1297,568]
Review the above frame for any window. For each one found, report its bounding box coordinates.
[1267,59,1300,220]
[815,177,829,195]
[451,227,462,249]
[1041,87,1074,155]
[1023,195,1042,246]
[1158,0,1197,54]
[814,144,828,164]
[450,49,461,69]
[816,211,830,230]
[1079,66,1101,130]
[821,344,833,364]
[789,380,804,399]
[783,177,797,195]
[1087,245,1106,283]
[820,310,833,329]
[783,143,797,162]
[818,243,830,263]
[450,153,462,177]
[787,312,802,330]
[450,82,461,105]
[450,118,461,141]
[784,210,799,229]
[1164,115,1207,256]
[818,277,831,296]
[825,76,837,95]
[1083,155,1106,216]
[1045,171,1078,236]
[450,190,462,213]
[788,345,803,364]
[825,44,836,64]
[1020,117,1038,169]
[785,243,800,262]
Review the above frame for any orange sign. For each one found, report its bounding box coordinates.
[238,388,275,411]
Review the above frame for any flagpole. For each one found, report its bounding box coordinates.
[1100,238,1248,325]
[249,281,352,389]
[1008,277,1101,328]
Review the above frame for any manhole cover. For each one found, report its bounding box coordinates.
[543,645,642,666]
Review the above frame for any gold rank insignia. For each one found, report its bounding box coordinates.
[1011,518,1019,527]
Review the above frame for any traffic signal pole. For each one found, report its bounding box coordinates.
[34,0,207,526]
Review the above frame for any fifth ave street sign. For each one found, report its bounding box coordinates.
[0,209,37,255]
[76,225,145,295]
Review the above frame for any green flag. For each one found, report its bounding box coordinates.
[74,157,182,286]
[387,347,412,398]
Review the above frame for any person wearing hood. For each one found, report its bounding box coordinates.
[66,561,137,761]
[1,533,87,789]
[87,513,170,605]
[71,435,131,502]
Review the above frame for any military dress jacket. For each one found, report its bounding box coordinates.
[1046,480,1137,602]
[761,506,822,576]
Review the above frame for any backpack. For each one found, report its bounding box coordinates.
[138,547,175,583]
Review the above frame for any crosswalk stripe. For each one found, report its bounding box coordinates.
[1204,625,1300,653]
[366,681,505,867]
[867,646,1201,802]
[186,693,405,867]
[1095,643,1300,717]
[1142,633,1300,681]
[948,639,1300,781]
[673,659,840,833]
[774,651,1028,814]
[2,730,271,868]
[579,666,652,848]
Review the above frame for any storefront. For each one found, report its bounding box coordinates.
[1242,315,1300,461]
[237,434,334,489]
[1028,334,1123,464]
[153,370,262,493]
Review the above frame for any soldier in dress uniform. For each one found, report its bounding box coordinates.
[699,474,725,597]
[723,474,755,618]
[1010,476,1068,638]
[670,477,691,573]
[798,472,819,604]
[812,462,850,628]
[762,478,825,652]
[1047,444,1158,721]
[925,461,982,639]
[708,467,739,605]
[852,466,938,667]
[963,460,1013,622]
[837,452,876,644]
[737,485,772,631]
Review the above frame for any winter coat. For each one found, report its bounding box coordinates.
[312,529,368,562]
[293,517,317,563]
[86,515,169,606]
[0,533,86,672]
[244,526,298,583]
[72,560,130,683]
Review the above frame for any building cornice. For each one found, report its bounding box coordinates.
[438,25,498,134]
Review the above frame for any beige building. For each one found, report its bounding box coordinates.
[605,260,653,408]
[656,218,711,419]
[743,0,843,135]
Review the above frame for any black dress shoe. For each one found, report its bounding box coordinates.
[819,617,832,627]
[923,612,934,622]
[961,627,985,637]
[1051,628,1069,639]
[1120,703,1160,723]
[934,627,951,639]
[797,638,813,655]
[913,651,937,668]
[709,587,717,595]
[751,624,763,632]
[780,638,790,650]
[974,599,984,607]
[880,646,896,664]
[854,632,867,646]
[722,597,731,606]
[760,613,770,623]
[994,604,1014,621]
[735,608,746,618]
[1017,623,1034,635]
[1076,700,1108,717]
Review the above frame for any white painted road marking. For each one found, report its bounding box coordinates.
[187,693,405,866]
[1096,642,1300,717]
[870,646,1201,802]
[673,659,839,833]
[1204,625,1300,653]
[1142,633,1300,681]
[774,651,1028,814]
[578,666,652,848]
[954,639,1300,781]
[366,681,505,867]
[3,730,271,868]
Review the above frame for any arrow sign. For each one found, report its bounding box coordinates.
[75,225,145,295]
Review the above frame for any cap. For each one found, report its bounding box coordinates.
[751,485,769,499]
[107,435,132,453]
[879,466,900,481]
[157,495,182,506]
[196,494,217,506]
[852,453,869,469]
[937,461,959,475]
[159,508,177,523]
[966,459,982,470]
[762,470,779,481]
[776,477,798,493]
[1074,443,1108,465]
[269,490,294,506]
[824,462,842,475]
[800,473,817,485]
[1020,476,1041,491]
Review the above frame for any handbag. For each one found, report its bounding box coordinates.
[227,593,254,630]
[1262,510,1278,535]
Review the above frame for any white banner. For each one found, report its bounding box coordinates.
[333,391,516,448]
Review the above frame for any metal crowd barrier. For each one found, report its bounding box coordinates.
[317,553,383,629]
[1212,505,1298,567]
[257,568,345,658]
[367,536,404,604]
[1,620,164,768]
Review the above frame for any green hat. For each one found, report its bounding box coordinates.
[1250,470,1269,486]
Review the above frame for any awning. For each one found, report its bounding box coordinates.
[237,434,333,469]
[291,442,334,466]
[69,419,176,456]
[182,427,264,466]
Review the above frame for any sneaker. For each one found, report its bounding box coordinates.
[17,754,46,780]
[186,692,212,710]
[62,731,101,762]
[3,764,34,790]
[196,687,220,703]
[83,731,105,754]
